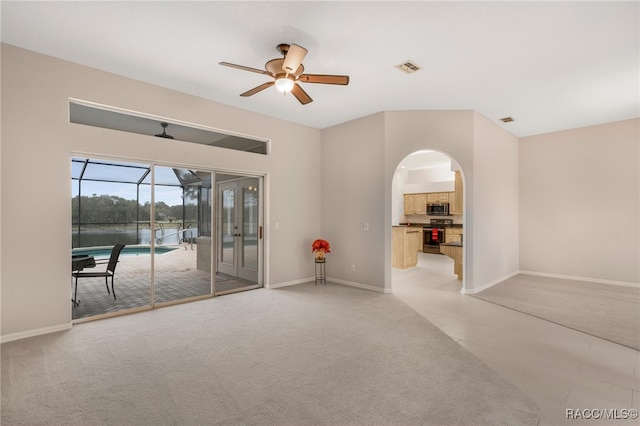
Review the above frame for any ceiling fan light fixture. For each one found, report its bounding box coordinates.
[220,43,349,105]
[275,76,295,93]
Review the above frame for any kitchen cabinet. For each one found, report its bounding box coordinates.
[404,194,416,214]
[450,171,463,215]
[448,192,457,214]
[445,227,463,243]
[440,242,463,280]
[407,189,459,215]
[411,226,424,251]
[392,226,422,269]
[414,194,427,214]
[404,193,427,215]
[427,192,453,203]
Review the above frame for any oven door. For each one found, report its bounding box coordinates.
[423,227,445,253]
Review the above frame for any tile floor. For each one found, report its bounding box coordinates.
[392,252,640,426]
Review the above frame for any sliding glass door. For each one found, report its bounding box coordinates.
[153,166,213,305]
[72,158,153,320]
[72,158,262,321]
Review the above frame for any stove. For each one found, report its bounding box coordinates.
[422,219,453,253]
[427,218,453,228]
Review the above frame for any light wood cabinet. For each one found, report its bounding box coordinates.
[406,187,461,216]
[414,193,427,214]
[410,226,424,252]
[450,171,463,215]
[404,193,427,215]
[445,227,463,243]
[440,243,463,280]
[448,192,457,214]
[404,194,416,214]
[392,227,422,269]
[427,192,453,204]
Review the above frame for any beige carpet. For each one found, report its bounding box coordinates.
[2,282,539,425]
[472,274,640,350]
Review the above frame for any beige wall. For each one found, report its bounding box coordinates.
[321,113,387,291]
[383,111,476,291]
[519,119,640,285]
[322,110,504,293]
[472,112,520,289]
[3,43,637,341]
[1,44,322,340]
[382,110,521,293]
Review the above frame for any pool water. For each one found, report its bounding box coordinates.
[72,246,177,259]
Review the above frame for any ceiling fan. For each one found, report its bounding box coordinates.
[154,122,174,139]
[219,43,349,105]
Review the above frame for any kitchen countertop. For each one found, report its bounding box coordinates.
[440,241,463,247]
[397,223,463,228]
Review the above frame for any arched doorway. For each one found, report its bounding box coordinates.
[390,149,466,292]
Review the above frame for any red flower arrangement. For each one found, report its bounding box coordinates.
[311,239,331,263]
[312,239,331,258]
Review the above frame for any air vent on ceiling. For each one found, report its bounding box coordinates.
[500,116,515,123]
[396,60,422,74]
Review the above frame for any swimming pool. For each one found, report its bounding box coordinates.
[72,245,177,259]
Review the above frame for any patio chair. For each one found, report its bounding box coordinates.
[73,244,125,306]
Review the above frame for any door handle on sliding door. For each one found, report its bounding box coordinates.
[259,226,263,240]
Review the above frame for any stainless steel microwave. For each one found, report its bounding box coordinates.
[427,203,449,216]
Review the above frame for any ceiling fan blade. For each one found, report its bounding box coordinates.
[298,74,350,85]
[240,81,275,97]
[282,44,308,74]
[291,83,313,105]
[219,62,268,75]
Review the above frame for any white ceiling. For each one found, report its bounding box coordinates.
[1,1,638,137]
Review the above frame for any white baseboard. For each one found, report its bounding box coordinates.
[461,271,520,294]
[328,277,391,293]
[266,277,390,293]
[519,270,640,288]
[1,323,72,344]
[266,277,314,289]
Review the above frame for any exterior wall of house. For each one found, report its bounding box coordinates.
[0,44,322,340]
[519,118,640,285]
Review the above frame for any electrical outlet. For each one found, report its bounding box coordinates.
[364,223,369,231]
[351,264,356,271]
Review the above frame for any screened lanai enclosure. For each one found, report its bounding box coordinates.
[71,157,261,320]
